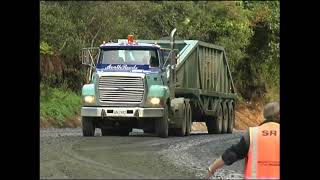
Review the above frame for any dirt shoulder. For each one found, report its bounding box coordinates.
[234,101,264,130]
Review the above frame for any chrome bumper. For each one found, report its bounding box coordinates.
[81,107,164,117]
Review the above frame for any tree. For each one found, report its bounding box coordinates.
[40,1,280,101]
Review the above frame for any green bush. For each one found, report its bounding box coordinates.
[40,84,81,127]
[40,41,54,55]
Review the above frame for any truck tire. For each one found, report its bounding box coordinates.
[175,102,186,137]
[222,103,229,133]
[227,105,235,133]
[206,104,223,134]
[155,104,169,138]
[185,101,192,136]
[82,117,95,136]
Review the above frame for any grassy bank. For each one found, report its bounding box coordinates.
[40,84,81,128]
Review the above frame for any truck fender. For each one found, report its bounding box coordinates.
[82,84,95,96]
[147,85,169,100]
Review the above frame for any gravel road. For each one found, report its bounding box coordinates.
[40,128,245,179]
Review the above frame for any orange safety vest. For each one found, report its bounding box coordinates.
[244,122,280,179]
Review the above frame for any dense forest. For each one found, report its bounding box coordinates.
[40,1,279,103]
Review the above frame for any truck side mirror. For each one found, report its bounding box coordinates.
[81,47,99,67]
[83,51,91,65]
[160,49,170,69]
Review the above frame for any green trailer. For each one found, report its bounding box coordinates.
[81,29,236,137]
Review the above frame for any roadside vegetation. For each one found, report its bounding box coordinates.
[40,84,81,127]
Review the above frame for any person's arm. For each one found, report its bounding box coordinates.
[205,157,225,179]
[205,131,250,179]
[221,130,249,165]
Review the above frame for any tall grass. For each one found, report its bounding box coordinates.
[40,84,81,127]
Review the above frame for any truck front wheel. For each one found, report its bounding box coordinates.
[185,101,192,136]
[155,104,169,138]
[82,117,96,136]
[175,102,186,137]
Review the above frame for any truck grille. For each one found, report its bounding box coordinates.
[98,76,145,106]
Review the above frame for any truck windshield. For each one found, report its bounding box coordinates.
[98,49,159,67]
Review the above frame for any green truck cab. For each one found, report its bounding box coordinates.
[81,29,236,138]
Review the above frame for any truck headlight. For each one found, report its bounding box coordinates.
[150,97,160,105]
[83,96,96,104]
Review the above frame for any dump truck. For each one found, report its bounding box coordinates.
[80,28,236,137]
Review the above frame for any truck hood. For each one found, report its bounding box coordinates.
[96,64,160,74]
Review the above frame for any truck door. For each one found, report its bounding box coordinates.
[160,48,171,67]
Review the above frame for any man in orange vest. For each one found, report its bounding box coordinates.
[205,102,280,179]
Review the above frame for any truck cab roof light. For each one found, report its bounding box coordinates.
[128,35,134,44]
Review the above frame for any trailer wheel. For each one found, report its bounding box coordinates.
[227,105,235,133]
[82,117,95,136]
[155,104,169,138]
[206,104,223,134]
[222,103,229,133]
[185,101,192,136]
